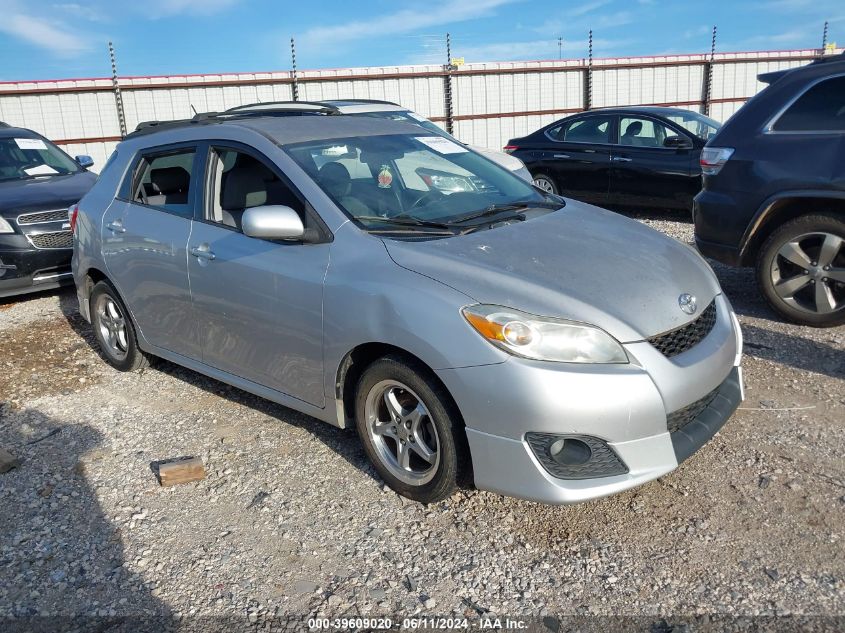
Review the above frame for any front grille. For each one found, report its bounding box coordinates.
[17,209,69,225]
[666,385,721,434]
[27,231,73,250]
[648,300,717,358]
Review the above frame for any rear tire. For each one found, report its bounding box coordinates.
[90,281,150,371]
[531,172,558,195]
[756,213,845,327]
[355,355,469,504]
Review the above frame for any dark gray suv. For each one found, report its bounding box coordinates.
[694,53,845,327]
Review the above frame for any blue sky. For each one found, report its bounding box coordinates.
[0,0,841,81]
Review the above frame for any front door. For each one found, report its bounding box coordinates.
[187,145,330,407]
[535,114,614,205]
[608,115,698,211]
[101,145,201,359]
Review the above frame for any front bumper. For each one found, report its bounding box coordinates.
[437,295,743,504]
[0,235,73,298]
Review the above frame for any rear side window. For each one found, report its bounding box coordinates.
[131,149,196,216]
[548,116,612,143]
[773,76,845,132]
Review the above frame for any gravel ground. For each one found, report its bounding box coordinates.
[1,216,843,630]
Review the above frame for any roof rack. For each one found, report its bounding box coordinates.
[225,101,341,115]
[0,121,10,128]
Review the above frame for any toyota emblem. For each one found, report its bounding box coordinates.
[678,293,697,315]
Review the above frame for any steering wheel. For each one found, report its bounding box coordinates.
[407,190,443,212]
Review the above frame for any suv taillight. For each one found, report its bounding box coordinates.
[700,147,734,176]
[503,145,519,154]
[68,204,79,234]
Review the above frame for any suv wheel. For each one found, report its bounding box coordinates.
[355,355,469,503]
[90,281,151,371]
[756,214,845,327]
[532,173,558,195]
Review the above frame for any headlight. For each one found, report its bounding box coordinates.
[0,217,14,234]
[462,305,628,364]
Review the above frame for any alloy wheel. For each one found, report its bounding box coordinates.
[533,177,555,193]
[95,294,129,361]
[770,231,845,315]
[364,379,440,486]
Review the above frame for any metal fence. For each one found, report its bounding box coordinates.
[0,47,838,170]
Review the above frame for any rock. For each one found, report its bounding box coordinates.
[423,597,436,609]
[293,580,318,594]
[0,447,20,473]
[765,568,780,582]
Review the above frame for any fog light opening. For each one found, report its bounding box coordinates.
[548,438,592,466]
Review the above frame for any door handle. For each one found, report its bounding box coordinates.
[611,156,633,162]
[190,246,216,261]
[553,153,571,159]
[106,221,126,233]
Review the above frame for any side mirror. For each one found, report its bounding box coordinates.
[663,136,693,150]
[75,155,94,169]
[241,205,305,240]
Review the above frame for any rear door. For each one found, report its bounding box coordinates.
[187,143,330,407]
[608,115,699,211]
[533,114,614,205]
[101,145,201,359]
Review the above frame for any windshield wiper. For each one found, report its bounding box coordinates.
[446,199,564,226]
[355,215,458,231]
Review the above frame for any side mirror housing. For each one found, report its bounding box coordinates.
[241,205,306,240]
[75,155,95,169]
[663,136,693,150]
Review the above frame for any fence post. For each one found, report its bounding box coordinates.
[701,26,717,116]
[443,33,455,135]
[108,41,127,138]
[291,37,299,101]
[820,21,829,57]
[583,30,592,111]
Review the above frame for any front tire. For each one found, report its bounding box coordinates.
[531,172,558,195]
[90,281,150,371]
[756,213,845,327]
[355,355,469,503]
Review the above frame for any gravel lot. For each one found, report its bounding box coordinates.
[1,216,843,629]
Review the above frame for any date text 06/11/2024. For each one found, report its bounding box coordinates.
[307,617,529,630]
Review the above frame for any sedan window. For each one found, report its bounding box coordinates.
[619,117,676,148]
[550,116,613,144]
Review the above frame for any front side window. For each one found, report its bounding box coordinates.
[619,117,676,148]
[0,136,81,182]
[773,76,845,132]
[206,148,305,231]
[132,149,195,216]
[285,133,552,233]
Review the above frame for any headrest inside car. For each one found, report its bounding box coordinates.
[221,167,268,210]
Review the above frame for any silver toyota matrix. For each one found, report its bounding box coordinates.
[71,107,743,504]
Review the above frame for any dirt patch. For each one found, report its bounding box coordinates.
[0,312,101,407]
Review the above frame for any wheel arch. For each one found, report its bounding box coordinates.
[740,191,845,265]
[334,342,464,432]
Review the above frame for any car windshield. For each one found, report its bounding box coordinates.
[285,133,555,233]
[662,111,721,141]
[0,136,80,182]
[352,110,459,141]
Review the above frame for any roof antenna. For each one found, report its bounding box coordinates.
[190,104,198,116]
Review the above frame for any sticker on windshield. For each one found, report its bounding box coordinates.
[377,164,393,189]
[14,138,48,151]
[24,164,58,176]
[415,136,468,154]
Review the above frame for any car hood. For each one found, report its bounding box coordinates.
[0,171,96,216]
[470,145,526,174]
[383,200,721,342]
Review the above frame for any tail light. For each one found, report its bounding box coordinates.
[68,203,79,234]
[699,147,734,176]
[503,145,519,154]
